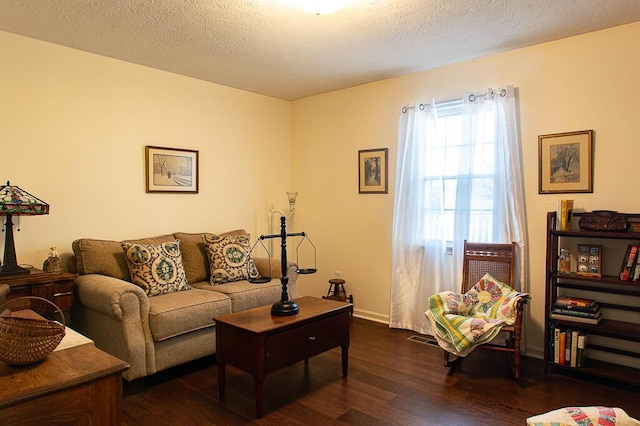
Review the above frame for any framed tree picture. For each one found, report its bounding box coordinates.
[538,130,593,194]
[145,145,199,193]
[358,148,388,194]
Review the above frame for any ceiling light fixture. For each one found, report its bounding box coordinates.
[298,0,351,15]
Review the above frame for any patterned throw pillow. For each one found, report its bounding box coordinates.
[121,240,191,296]
[203,233,260,284]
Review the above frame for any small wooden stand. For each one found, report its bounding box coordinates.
[323,278,353,304]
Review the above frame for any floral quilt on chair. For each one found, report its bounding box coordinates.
[425,272,530,356]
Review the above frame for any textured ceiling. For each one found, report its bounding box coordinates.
[1,0,639,100]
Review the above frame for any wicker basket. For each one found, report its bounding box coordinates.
[0,296,66,365]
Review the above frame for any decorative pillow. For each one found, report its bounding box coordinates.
[173,229,248,284]
[203,233,260,284]
[121,240,191,296]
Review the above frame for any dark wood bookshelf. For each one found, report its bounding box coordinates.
[544,212,640,387]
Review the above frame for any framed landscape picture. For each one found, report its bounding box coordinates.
[538,130,593,194]
[358,148,388,194]
[145,145,199,193]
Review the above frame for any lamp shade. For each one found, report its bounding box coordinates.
[0,181,50,216]
[0,181,49,276]
[286,191,298,211]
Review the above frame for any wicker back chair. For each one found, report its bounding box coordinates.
[444,240,526,379]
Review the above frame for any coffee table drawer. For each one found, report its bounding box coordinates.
[266,313,348,372]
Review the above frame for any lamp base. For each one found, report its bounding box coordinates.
[271,299,299,316]
[0,263,30,276]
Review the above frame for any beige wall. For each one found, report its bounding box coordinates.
[292,22,640,357]
[1,31,293,270]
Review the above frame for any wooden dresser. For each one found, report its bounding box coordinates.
[0,268,75,316]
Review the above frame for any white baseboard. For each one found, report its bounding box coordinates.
[352,308,389,324]
[349,308,546,361]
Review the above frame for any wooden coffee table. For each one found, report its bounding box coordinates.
[214,296,352,418]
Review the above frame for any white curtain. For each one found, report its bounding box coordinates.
[389,86,527,335]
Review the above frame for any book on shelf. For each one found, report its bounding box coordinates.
[570,329,579,367]
[551,311,602,324]
[576,332,587,367]
[553,327,560,363]
[552,302,599,313]
[619,244,639,281]
[552,306,600,318]
[556,200,574,231]
[555,295,597,308]
[558,329,566,364]
[564,330,572,365]
[551,325,588,368]
[632,258,640,281]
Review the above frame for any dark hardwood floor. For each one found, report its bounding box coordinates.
[122,318,639,425]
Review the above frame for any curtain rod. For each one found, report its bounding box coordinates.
[467,88,507,102]
[400,98,460,114]
[400,88,508,114]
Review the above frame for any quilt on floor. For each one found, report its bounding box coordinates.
[526,406,640,426]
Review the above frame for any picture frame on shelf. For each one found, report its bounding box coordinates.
[576,244,602,278]
[538,130,593,194]
[358,148,388,194]
[145,146,199,193]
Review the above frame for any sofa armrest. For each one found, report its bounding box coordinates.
[253,257,301,298]
[74,274,150,321]
[286,263,301,299]
[253,257,296,279]
[73,274,154,381]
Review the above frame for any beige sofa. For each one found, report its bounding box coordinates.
[71,230,299,382]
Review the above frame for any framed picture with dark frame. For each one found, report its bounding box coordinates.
[358,148,388,194]
[538,130,593,194]
[145,145,199,193]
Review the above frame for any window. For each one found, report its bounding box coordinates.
[423,100,497,244]
[391,86,525,332]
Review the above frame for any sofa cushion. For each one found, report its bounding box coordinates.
[173,229,248,285]
[191,279,281,312]
[72,234,175,280]
[148,288,231,341]
[121,240,191,297]
[203,233,260,284]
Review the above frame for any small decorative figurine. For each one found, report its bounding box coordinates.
[43,245,64,273]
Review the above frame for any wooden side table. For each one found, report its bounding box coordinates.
[0,268,75,316]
